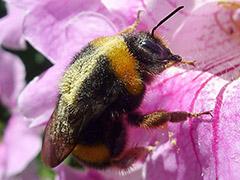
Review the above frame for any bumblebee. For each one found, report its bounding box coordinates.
[42,6,211,169]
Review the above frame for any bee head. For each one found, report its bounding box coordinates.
[124,32,182,77]
[123,6,184,79]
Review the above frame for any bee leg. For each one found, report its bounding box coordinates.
[180,60,196,67]
[111,146,154,169]
[119,10,143,34]
[128,110,213,128]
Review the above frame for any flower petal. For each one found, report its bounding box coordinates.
[28,108,55,128]
[172,2,240,81]
[211,78,240,179]
[5,0,41,10]
[0,49,25,109]
[143,141,179,180]
[18,61,67,119]
[55,165,106,180]
[55,164,145,180]
[101,0,141,13]
[23,0,118,63]
[0,112,41,177]
[101,0,143,26]
[140,0,195,41]
[0,4,26,49]
[0,145,6,178]
[141,67,229,179]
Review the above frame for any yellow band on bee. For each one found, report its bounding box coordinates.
[92,36,143,95]
[73,144,110,163]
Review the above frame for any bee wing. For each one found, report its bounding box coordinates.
[42,108,76,167]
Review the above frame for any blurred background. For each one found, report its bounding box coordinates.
[0,0,54,179]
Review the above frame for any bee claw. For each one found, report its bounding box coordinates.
[189,110,213,118]
[181,60,196,67]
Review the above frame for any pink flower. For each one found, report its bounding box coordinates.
[0,50,41,179]
[143,2,240,179]
[55,165,106,180]
[16,0,240,179]
[0,2,41,178]
[0,2,26,49]
[0,49,25,109]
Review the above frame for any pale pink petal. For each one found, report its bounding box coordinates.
[0,49,25,109]
[140,0,195,41]
[0,4,26,49]
[0,145,6,178]
[23,0,118,63]
[28,108,55,128]
[18,61,67,119]
[172,2,240,81]
[0,112,41,177]
[194,0,217,8]
[55,165,106,180]
[101,0,141,13]
[101,0,143,26]
[5,0,42,10]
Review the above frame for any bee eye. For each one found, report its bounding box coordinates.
[140,40,163,54]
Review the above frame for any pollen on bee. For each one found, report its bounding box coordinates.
[60,55,98,104]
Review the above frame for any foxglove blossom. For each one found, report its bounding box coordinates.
[0,1,41,178]
[16,0,240,179]
[143,2,240,179]
[0,50,41,179]
[0,2,26,49]
[0,50,25,109]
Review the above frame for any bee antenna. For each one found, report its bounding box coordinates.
[151,6,184,36]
